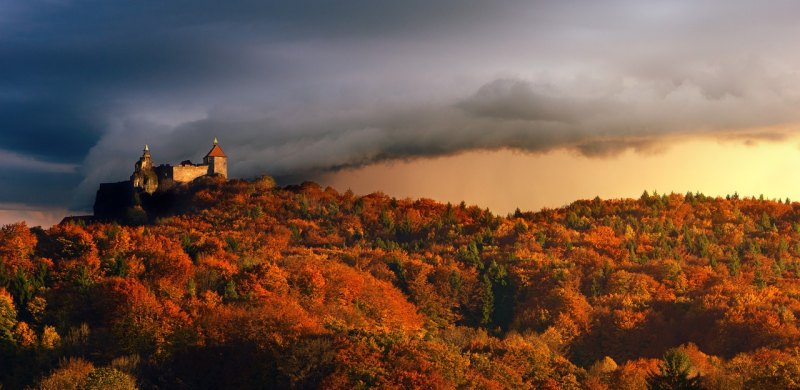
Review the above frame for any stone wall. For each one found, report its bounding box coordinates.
[210,157,227,177]
[131,169,159,194]
[172,164,209,183]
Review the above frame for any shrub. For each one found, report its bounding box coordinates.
[81,367,138,390]
[254,175,277,191]
[38,358,94,390]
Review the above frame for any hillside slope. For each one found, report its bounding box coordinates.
[2,177,800,388]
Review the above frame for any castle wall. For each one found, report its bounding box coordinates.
[172,164,210,183]
[131,169,158,194]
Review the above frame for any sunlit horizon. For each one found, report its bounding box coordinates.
[321,132,800,215]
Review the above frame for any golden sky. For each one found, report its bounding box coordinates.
[321,135,800,215]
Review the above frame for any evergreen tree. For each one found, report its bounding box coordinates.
[647,348,703,390]
[479,274,493,327]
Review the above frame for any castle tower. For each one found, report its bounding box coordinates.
[203,137,228,178]
[137,144,152,170]
[131,145,158,193]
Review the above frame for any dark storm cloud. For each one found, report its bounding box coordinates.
[0,0,505,164]
[458,79,619,123]
[3,0,800,212]
[0,168,81,207]
[0,98,100,163]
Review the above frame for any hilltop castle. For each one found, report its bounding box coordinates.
[131,138,228,194]
[93,139,229,222]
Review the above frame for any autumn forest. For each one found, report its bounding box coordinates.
[3,176,800,388]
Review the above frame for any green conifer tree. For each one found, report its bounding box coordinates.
[646,348,702,390]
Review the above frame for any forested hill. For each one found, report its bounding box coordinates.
[3,176,800,388]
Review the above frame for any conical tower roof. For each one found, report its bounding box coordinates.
[205,139,226,158]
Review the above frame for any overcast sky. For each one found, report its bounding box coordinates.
[3,1,800,225]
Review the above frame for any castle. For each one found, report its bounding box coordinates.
[131,138,228,194]
[91,139,229,223]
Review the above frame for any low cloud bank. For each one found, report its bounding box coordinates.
[75,66,800,209]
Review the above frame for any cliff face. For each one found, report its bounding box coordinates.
[93,181,135,221]
[92,175,224,225]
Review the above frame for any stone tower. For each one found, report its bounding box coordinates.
[131,145,159,193]
[203,137,228,177]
